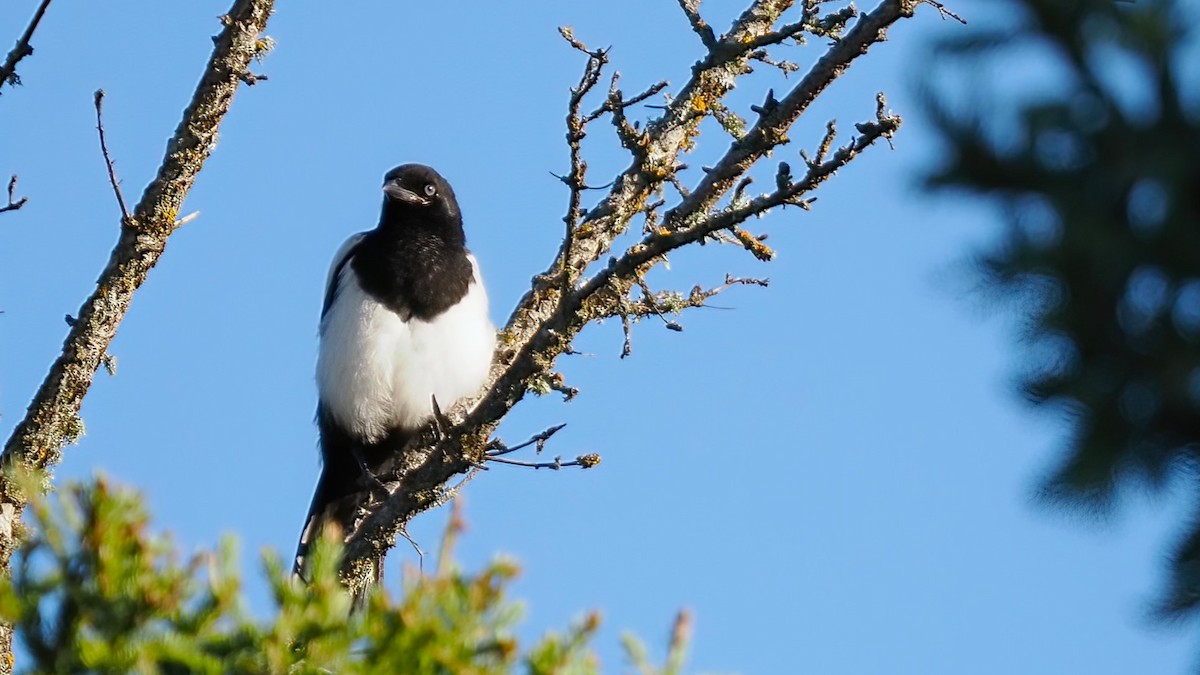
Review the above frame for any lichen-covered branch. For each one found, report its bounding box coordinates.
[553,29,611,291]
[0,1,275,670]
[0,0,53,96]
[339,0,929,594]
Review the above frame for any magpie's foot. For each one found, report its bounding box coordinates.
[352,447,394,503]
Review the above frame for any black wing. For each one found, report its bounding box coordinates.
[321,233,366,320]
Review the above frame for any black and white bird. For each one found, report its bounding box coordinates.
[294,164,495,580]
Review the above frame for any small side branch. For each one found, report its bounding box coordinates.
[0,0,53,95]
[567,98,898,365]
[602,274,768,359]
[238,71,268,85]
[636,277,684,332]
[484,424,598,470]
[486,423,568,458]
[488,454,601,470]
[741,19,810,51]
[635,99,901,266]
[676,0,717,49]
[93,90,131,225]
[621,274,769,322]
[727,226,775,261]
[0,176,28,214]
[555,27,610,287]
[921,0,966,24]
[799,120,839,168]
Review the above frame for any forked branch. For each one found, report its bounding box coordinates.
[338,0,931,594]
[0,176,28,214]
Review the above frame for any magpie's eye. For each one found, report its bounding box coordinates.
[424,184,437,198]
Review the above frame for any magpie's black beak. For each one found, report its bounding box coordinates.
[383,181,428,205]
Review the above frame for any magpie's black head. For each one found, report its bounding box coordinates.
[380,164,461,231]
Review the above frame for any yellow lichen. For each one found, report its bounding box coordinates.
[577,453,602,468]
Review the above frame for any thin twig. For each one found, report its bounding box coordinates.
[636,278,683,331]
[0,0,53,96]
[615,274,770,322]
[740,19,810,51]
[556,27,610,289]
[486,423,568,458]
[238,71,268,85]
[93,90,131,224]
[661,176,686,201]
[799,119,838,168]
[602,73,647,154]
[0,175,28,214]
[675,0,718,49]
[397,525,425,572]
[583,79,669,123]
[921,0,966,23]
[605,111,901,283]
[487,454,600,470]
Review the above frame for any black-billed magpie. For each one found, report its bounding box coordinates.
[294,164,495,579]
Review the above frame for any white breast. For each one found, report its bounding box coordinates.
[316,252,496,442]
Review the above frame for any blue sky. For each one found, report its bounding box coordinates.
[1,0,1195,672]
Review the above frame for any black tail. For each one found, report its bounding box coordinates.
[292,453,370,576]
[293,408,397,606]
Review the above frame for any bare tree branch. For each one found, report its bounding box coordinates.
[336,0,928,595]
[920,0,966,24]
[93,89,131,224]
[554,28,609,292]
[0,1,275,668]
[0,176,28,214]
[0,0,53,96]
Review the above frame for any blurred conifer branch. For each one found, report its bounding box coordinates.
[921,0,1200,622]
[0,471,686,673]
